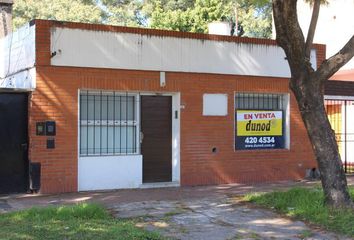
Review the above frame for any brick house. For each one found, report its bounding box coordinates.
[0,20,324,194]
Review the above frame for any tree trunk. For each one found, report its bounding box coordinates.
[0,0,13,38]
[272,0,354,208]
[290,78,353,208]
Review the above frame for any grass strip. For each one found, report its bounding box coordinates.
[244,187,354,237]
[0,203,164,240]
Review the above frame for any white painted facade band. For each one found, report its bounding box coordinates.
[50,27,317,78]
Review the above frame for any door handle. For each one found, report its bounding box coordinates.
[140,132,144,143]
[21,143,28,151]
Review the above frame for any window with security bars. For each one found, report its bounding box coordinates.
[79,91,139,156]
[234,92,288,150]
[235,93,284,110]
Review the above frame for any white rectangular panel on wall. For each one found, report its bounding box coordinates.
[78,155,142,191]
[203,94,228,116]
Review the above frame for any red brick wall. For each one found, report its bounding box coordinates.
[28,20,323,193]
[29,67,317,193]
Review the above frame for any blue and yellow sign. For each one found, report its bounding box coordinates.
[236,110,284,150]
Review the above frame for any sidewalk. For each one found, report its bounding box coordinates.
[0,176,353,212]
[1,176,353,239]
[112,196,351,240]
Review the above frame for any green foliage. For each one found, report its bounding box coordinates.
[148,0,231,33]
[147,0,272,37]
[244,187,354,237]
[13,0,145,29]
[13,0,105,29]
[12,0,272,38]
[0,203,164,240]
[101,0,145,26]
[235,0,272,38]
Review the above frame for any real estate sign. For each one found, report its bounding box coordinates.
[236,110,284,150]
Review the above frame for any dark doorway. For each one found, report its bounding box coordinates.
[0,93,29,194]
[141,96,172,183]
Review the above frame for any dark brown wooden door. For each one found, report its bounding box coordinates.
[141,96,172,183]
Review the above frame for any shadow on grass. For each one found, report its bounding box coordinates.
[0,203,164,240]
[244,187,354,237]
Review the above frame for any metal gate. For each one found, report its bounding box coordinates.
[325,99,354,173]
[0,93,29,194]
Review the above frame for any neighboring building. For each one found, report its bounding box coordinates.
[325,70,354,174]
[0,20,324,194]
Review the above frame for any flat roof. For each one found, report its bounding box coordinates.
[33,19,279,46]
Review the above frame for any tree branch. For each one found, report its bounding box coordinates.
[305,0,320,59]
[316,35,354,80]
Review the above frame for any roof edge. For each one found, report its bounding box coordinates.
[29,19,307,47]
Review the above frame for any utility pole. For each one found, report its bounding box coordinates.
[0,0,13,38]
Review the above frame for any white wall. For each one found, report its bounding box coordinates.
[0,22,36,90]
[0,67,36,90]
[78,155,143,191]
[0,23,36,78]
[50,27,317,78]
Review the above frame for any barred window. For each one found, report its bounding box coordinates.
[79,91,139,156]
[235,92,287,150]
[235,93,283,110]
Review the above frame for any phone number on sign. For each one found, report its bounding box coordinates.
[244,137,275,144]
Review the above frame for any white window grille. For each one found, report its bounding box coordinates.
[79,91,139,156]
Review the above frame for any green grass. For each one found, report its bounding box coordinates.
[244,187,354,237]
[0,203,164,240]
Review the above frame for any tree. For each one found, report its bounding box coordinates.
[13,0,104,28]
[145,0,272,37]
[0,0,13,38]
[236,0,272,38]
[12,0,143,29]
[272,0,354,207]
[100,0,144,26]
[12,0,273,38]
[147,0,232,33]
